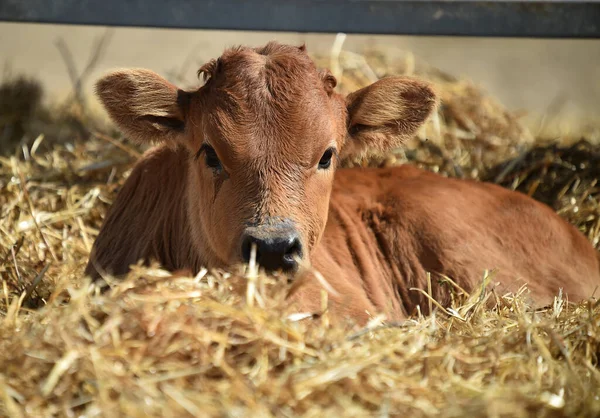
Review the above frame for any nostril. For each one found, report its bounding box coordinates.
[285,237,302,259]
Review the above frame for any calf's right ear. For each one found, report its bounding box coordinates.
[95,69,190,144]
[342,76,438,159]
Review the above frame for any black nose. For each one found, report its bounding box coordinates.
[241,227,303,273]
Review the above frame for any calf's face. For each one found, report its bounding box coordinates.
[95,42,437,274]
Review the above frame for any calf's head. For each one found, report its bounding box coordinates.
[96,42,437,274]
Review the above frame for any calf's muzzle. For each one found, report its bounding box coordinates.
[240,221,303,273]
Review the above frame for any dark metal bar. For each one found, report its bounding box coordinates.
[0,0,599,38]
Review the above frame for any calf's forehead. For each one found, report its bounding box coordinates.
[193,44,343,161]
[204,105,337,168]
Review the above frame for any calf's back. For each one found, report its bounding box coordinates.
[299,165,600,321]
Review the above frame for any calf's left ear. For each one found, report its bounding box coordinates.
[95,69,190,144]
[342,76,438,159]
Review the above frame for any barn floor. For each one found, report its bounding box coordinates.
[0,48,599,417]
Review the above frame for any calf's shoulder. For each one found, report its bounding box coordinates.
[85,144,197,280]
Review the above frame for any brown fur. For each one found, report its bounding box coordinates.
[87,42,600,325]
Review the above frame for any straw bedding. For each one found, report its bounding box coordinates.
[0,47,599,417]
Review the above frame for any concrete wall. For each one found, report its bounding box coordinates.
[2,22,599,138]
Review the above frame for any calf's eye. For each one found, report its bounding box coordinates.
[197,144,222,171]
[318,148,335,170]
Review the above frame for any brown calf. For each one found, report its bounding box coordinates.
[86,42,600,324]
